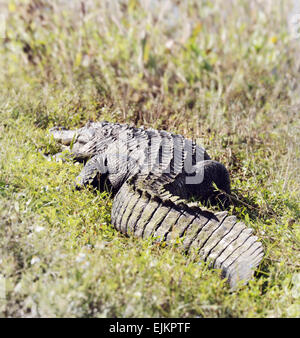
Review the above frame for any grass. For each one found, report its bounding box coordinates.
[0,0,299,317]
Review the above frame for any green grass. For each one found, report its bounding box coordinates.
[0,0,299,317]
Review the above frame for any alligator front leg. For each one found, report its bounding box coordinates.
[74,154,111,192]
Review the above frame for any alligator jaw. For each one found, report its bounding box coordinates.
[49,127,77,146]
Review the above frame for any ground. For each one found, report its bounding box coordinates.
[0,0,299,317]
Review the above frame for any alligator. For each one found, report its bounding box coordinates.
[49,121,264,288]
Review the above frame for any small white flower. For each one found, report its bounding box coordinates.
[165,39,174,50]
[134,291,142,298]
[82,261,90,269]
[76,252,86,263]
[31,256,41,265]
[14,282,22,293]
[34,226,45,233]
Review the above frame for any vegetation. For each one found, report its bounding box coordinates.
[0,0,299,317]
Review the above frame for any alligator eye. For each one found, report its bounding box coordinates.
[102,128,110,137]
